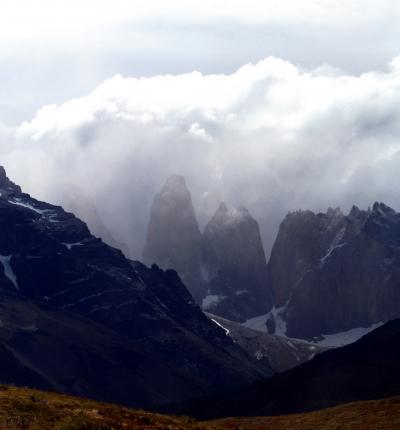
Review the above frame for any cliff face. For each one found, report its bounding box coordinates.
[202,203,272,321]
[268,207,346,308]
[142,175,206,301]
[268,204,400,339]
[143,178,274,322]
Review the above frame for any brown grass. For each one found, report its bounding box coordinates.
[0,385,399,429]
[0,385,218,430]
[210,396,400,430]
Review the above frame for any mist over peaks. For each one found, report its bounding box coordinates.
[2,56,400,257]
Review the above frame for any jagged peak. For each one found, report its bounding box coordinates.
[0,166,21,194]
[217,201,229,213]
[372,201,396,217]
[156,174,191,202]
[326,207,343,218]
[349,205,361,217]
[207,202,254,231]
[164,174,187,189]
[216,202,250,218]
[0,166,7,181]
[0,166,10,188]
[285,209,316,222]
[153,175,194,207]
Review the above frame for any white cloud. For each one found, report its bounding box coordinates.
[3,56,400,257]
[2,0,400,127]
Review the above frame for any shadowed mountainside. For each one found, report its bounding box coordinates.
[0,166,271,408]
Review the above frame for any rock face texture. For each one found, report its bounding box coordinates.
[143,178,273,321]
[0,167,271,408]
[143,175,206,301]
[202,203,272,321]
[267,204,400,340]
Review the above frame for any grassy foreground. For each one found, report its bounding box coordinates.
[0,385,399,429]
[0,385,217,430]
[212,396,400,430]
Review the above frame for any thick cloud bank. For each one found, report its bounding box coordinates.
[2,57,400,257]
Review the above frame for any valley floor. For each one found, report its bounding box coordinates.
[0,385,399,429]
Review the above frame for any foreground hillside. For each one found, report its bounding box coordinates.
[0,386,215,430]
[212,397,400,430]
[0,386,399,429]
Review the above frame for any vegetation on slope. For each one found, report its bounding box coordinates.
[0,386,217,430]
[211,396,400,430]
[1,385,400,429]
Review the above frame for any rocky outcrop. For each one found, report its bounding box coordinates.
[143,175,206,301]
[267,204,400,340]
[206,313,324,373]
[202,203,272,321]
[0,167,271,407]
[268,207,346,308]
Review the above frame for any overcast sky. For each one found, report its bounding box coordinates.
[1,1,400,257]
[2,0,400,124]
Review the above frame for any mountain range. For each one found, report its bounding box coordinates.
[143,175,400,342]
[268,203,400,339]
[1,166,400,426]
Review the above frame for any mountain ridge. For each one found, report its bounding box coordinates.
[0,166,272,407]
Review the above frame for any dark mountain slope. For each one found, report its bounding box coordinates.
[0,291,201,407]
[0,166,271,406]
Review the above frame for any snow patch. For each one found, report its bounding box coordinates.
[235,289,247,296]
[255,350,264,360]
[20,325,38,332]
[63,242,84,250]
[211,318,230,336]
[8,199,48,215]
[8,199,61,222]
[319,227,346,266]
[242,313,269,333]
[268,305,288,336]
[0,255,19,290]
[243,305,287,336]
[312,322,384,347]
[47,213,61,223]
[210,203,251,230]
[202,294,226,310]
